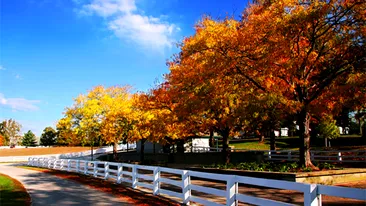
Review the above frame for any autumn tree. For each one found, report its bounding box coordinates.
[40,127,57,146]
[56,116,79,146]
[58,85,135,160]
[241,0,365,167]
[144,83,194,147]
[0,134,5,146]
[22,130,37,147]
[129,93,160,162]
[0,122,6,146]
[0,119,22,146]
[99,86,135,160]
[174,0,365,167]
[167,17,297,162]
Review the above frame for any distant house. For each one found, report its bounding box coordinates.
[184,136,210,152]
[136,141,163,153]
[274,128,289,137]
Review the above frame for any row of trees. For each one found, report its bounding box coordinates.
[56,86,184,160]
[56,0,365,167]
[165,0,365,167]
[0,119,57,147]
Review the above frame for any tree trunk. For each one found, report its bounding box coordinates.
[177,140,184,153]
[91,143,94,161]
[259,135,265,143]
[257,130,265,143]
[140,139,146,163]
[362,122,366,144]
[113,142,118,161]
[221,129,230,164]
[279,127,282,138]
[209,129,215,147]
[298,107,316,168]
[270,128,276,151]
[90,134,94,161]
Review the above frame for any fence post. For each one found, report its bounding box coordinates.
[76,160,80,172]
[53,159,57,169]
[84,161,89,174]
[104,162,109,180]
[153,167,160,195]
[67,159,71,171]
[48,159,52,168]
[182,170,191,205]
[60,160,64,170]
[132,165,137,189]
[288,151,292,161]
[338,152,342,162]
[93,161,98,177]
[226,175,237,206]
[117,163,122,184]
[303,184,320,206]
[268,151,271,159]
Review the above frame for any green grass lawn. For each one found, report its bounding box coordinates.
[229,138,299,150]
[0,173,31,206]
[229,141,271,150]
[228,135,365,151]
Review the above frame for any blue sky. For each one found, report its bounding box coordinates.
[0,0,249,136]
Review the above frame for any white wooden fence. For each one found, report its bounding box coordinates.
[28,157,366,206]
[189,147,366,163]
[59,142,137,159]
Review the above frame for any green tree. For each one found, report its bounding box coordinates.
[317,116,340,147]
[40,127,57,146]
[22,130,37,147]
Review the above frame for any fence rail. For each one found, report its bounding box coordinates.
[28,157,366,206]
[188,147,366,163]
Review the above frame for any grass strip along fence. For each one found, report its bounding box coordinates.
[189,147,366,163]
[28,157,366,206]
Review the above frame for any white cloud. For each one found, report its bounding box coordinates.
[0,93,41,111]
[79,0,178,50]
[0,65,5,70]
[81,0,136,17]
[15,74,22,80]
[72,0,85,4]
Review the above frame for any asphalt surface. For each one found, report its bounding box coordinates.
[0,163,131,205]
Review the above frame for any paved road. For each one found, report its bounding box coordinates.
[0,163,131,206]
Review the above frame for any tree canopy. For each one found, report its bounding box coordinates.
[55,0,365,167]
[22,130,37,147]
[40,127,57,146]
[0,119,22,146]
